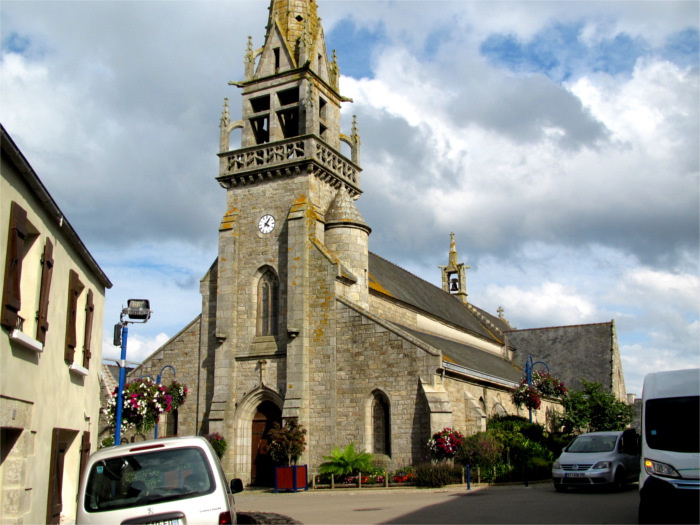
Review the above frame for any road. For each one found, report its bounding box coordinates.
[235,482,640,524]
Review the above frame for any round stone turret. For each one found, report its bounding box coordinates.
[325,186,371,307]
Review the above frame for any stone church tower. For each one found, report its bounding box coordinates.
[127,0,627,485]
[211,0,371,482]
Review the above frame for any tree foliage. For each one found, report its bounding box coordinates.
[318,443,374,478]
[558,380,634,437]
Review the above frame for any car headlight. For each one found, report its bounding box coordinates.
[644,458,681,478]
[593,461,611,469]
[553,460,561,469]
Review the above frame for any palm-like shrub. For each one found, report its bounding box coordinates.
[318,443,374,478]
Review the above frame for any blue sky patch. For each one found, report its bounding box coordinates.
[327,18,386,79]
[662,28,699,68]
[480,22,654,81]
[2,32,31,55]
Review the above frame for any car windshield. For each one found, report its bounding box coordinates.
[567,435,617,453]
[84,446,215,513]
[645,396,700,453]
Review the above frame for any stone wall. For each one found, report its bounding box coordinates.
[330,300,439,469]
[128,317,203,438]
[506,322,626,400]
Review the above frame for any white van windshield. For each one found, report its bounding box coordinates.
[84,446,215,513]
[645,396,700,453]
[567,434,618,453]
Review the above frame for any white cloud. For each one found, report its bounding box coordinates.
[103,332,172,365]
[2,0,697,398]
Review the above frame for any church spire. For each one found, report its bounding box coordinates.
[268,0,321,65]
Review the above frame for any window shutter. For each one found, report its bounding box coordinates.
[64,270,84,363]
[82,290,94,368]
[2,202,28,329]
[36,238,54,343]
[78,431,91,486]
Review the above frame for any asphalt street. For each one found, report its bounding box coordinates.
[235,482,640,524]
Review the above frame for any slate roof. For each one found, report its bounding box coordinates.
[368,252,510,343]
[399,325,522,384]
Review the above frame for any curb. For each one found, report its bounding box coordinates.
[238,511,303,524]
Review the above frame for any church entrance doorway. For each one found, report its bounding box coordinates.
[250,401,281,486]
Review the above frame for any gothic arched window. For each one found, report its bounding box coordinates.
[371,391,391,456]
[257,269,279,336]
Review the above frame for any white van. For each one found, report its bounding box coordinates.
[638,368,699,524]
[77,436,244,525]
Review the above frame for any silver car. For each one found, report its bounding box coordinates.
[552,429,640,492]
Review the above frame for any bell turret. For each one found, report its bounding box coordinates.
[439,233,469,304]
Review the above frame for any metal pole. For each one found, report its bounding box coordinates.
[526,356,533,423]
[115,324,128,446]
[154,371,161,440]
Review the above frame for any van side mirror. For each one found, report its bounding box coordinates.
[230,478,244,494]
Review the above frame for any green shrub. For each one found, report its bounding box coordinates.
[318,443,374,479]
[458,432,502,471]
[414,462,463,488]
[457,415,562,483]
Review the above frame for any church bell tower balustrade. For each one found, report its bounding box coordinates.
[217,134,361,194]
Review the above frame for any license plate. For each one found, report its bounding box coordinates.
[146,520,182,525]
[565,473,585,478]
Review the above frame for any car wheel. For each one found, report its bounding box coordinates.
[554,484,567,493]
[612,467,625,492]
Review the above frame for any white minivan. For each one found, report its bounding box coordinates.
[77,436,244,525]
[638,368,699,524]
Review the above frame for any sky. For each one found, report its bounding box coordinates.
[1,0,698,397]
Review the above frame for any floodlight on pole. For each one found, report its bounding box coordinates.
[114,299,152,446]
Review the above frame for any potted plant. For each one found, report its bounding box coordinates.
[268,419,308,492]
[205,432,227,459]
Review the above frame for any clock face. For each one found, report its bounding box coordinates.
[258,214,275,234]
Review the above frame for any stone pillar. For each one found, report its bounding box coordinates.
[420,377,453,435]
[283,195,313,425]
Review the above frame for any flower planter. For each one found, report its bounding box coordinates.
[274,465,308,493]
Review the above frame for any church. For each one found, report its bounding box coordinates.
[126,0,627,485]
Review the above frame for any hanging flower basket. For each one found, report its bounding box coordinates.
[532,371,567,398]
[512,383,542,410]
[104,377,188,435]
